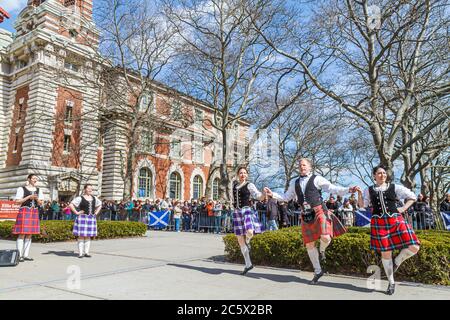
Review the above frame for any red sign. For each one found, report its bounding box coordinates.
[0,200,20,219]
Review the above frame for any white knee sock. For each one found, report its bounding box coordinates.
[23,238,32,258]
[78,240,84,256]
[395,248,416,267]
[84,239,91,254]
[307,247,322,274]
[240,245,252,268]
[319,238,331,253]
[382,258,395,284]
[16,238,24,257]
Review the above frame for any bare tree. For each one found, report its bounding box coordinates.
[95,0,193,199]
[163,0,289,200]
[250,0,450,180]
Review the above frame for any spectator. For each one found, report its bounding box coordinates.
[278,201,290,228]
[206,200,214,233]
[182,201,191,231]
[173,201,182,232]
[341,198,354,227]
[326,196,341,223]
[191,200,199,232]
[63,202,72,221]
[51,200,60,220]
[412,194,432,229]
[256,198,268,229]
[440,193,450,212]
[266,196,279,231]
[213,200,223,234]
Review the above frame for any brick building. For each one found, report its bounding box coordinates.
[0,0,250,201]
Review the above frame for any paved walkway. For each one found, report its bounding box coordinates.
[0,231,448,300]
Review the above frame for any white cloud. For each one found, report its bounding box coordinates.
[0,0,28,14]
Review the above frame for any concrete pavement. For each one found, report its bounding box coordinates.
[0,230,448,300]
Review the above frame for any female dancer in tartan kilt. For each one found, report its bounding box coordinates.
[265,158,354,285]
[233,166,266,275]
[356,165,420,295]
[13,174,44,262]
[69,184,102,258]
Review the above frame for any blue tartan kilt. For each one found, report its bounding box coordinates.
[233,208,263,236]
[73,214,98,237]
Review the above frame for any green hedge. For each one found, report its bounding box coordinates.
[0,220,147,243]
[223,227,450,285]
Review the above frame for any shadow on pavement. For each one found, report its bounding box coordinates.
[167,263,376,294]
[41,250,78,257]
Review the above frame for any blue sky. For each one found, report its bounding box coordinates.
[0,0,28,33]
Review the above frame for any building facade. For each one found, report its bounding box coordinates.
[0,0,249,201]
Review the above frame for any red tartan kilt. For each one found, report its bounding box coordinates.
[301,205,347,244]
[370,213,420,252]
[12,207,40,235]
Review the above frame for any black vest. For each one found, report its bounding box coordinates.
[233,181,251,209]
[21,187,39,208]
[369,184,399,216]
[79,196,97,215]
[294,175,324,207]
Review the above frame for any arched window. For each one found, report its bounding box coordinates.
[212,178,220,201]
[193,175,203,199]
[169,172,182,200]
[138,168,152,198]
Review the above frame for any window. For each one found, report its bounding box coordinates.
[13,133,19,152]
[141,131,153,153]
[172,101,182,119]
[64,0,76,6]
[169,172,182,200]
[267,132,272,159]
[16,60,28,70]
[138,168,152,198]
[63,135,71,152]
[212,178,220,201]
[64,100,74,123]
[214,145,222,163]
[170,139,181,158]
[193,143,203,163]
[17,100,24,121]
[194,109,203,126]
[233,141,238,165]
[193,175,203,199]
[139,93,153,112]
[64,61,79,72]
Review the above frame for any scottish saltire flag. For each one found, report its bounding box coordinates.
[355,209,371,227]
[440,211,450,230]
[148,210,170,229]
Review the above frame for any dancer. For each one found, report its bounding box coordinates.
[265,158,354,284]
[69,184,102,258]
[356,164,420,295]
[13,174,44,262]
[232,166,266,275]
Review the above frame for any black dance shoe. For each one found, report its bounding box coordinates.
[84,254,92,258]
[310,270,324,285]
[19,257,24,262]
[241,265,254,275]
[386,283,396,295]
[23,257,34,261]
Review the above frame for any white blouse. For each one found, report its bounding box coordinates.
[15,186,44,201]
[71,196,102,215]
[362,183,417,208]
[272,174,349,202]
[235,181,263,199]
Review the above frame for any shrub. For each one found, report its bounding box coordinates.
[223,227,450,285]
[0,220,147,243]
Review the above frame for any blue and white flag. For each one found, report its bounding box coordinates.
[440,211,450,230]
[148,210,170,228]
[355,209,371,227]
